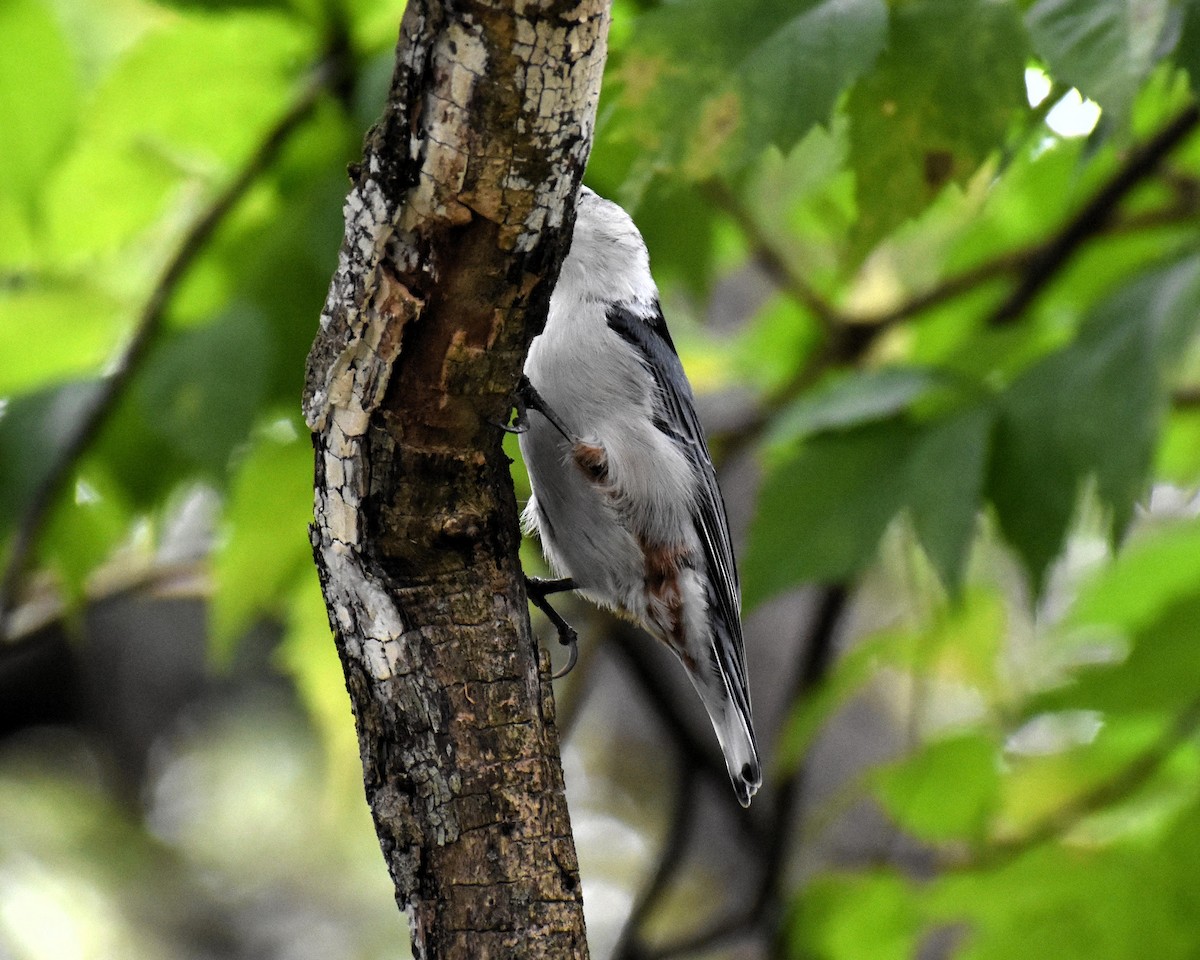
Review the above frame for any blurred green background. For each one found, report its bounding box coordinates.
[4,0,1200,957]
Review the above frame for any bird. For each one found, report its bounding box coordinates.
[515,185,761,807]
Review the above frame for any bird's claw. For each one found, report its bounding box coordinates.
[551,624,579,680]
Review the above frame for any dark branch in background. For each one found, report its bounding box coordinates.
[609,586,850,960]
[0,58,342,632]
[708,102,1200,463]
[991,102,1200,324]
[1173,384,1200,408]
[607,623,767,847]
[610,763,698,960]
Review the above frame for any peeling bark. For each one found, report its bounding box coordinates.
[302,0,609,956]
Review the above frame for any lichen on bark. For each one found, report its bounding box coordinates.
[302,0,610,955]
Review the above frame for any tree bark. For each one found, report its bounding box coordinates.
[301,1,609,956]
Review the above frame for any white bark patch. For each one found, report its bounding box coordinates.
[402,22,488,231]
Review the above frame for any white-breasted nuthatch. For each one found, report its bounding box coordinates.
[516,186,762,807]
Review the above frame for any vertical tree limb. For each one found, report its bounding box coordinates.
[302,1,609,956]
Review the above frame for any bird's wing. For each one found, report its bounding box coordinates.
[605,301,750,703]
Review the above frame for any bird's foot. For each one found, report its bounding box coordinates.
[496,376,573,443]
[525,576,579,678]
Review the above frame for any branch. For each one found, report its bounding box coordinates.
[990,102,1200,324]
[638,586,851,960]
[710,116,1200,461]
[0,58,338,632]
[610,765,697,960]
[302,0,609,955]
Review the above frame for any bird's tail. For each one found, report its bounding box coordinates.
[686,646,761,807]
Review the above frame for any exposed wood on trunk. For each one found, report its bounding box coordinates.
[302,0,610,955]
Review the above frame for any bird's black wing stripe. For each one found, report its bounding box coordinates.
[606,301,747,690]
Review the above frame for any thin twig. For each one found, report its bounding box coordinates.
[759,588,848,927]
[0,60,338,632]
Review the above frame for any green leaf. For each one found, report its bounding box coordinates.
[747,400,992,604]
[0,0,78,209]
[1177,0,1200,90]
[0,281,126,395]
[847,0,1029,254]
[1068,519,1200,634]
[603,0,887,183]
[39,467,132,604]
[1156,408,1200,485]
[1040,590,1200,717]
[45,11,311,259]
[745,418,916,603]
[1027,0,1173,126]
[211,421,314,659]
[135,308,272,470]
[790,872,926,960]
[905,405,993,591]
[930,847,1147,960]
[0,379,102,539]
[767,368,942,448]
[875,733,1001,842]
[987,255,1200,588]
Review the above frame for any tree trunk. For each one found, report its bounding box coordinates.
[301,0,609,955]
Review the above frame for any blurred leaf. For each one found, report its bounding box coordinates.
[847,0,1029,254]
[747,401,991,604]
[732,295,825,395]
[930,835,1200,960]
[767,368,942,448]
[136,307,272,470]
[987,255,1200,588]
[1027,0,1173,126]
[875,733,1000,842]
[45,11,311,260]
[211,421,314,658]
[906,406,994,591]
[916,588,1007,693]
[39,467,133,603]
[1038,590,1200,718]
[0,379,102,538]
[1177,0,1200,89]
[604,0,887,183]
[1156,408,1200,484]
[0,281,126,395]
[1067,518,1200,633]
[0,0,78,209]
[148,0,290,10]
[999,712,1197,839]
[790,871,926,960]
[746,418,916,603]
